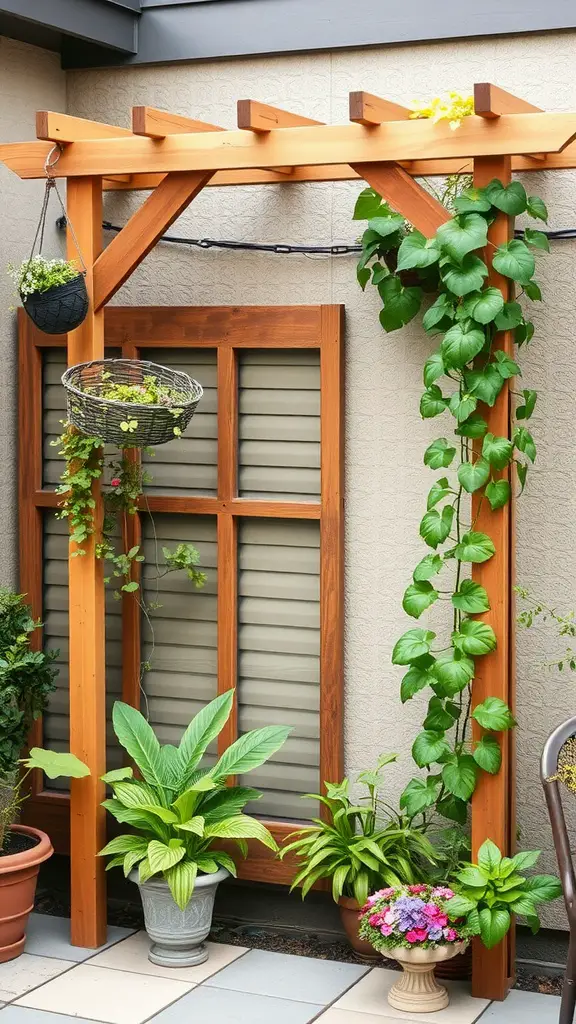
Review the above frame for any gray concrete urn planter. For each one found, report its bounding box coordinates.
[130,867,229,967]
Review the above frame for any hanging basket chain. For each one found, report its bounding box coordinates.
[26,143,87,274]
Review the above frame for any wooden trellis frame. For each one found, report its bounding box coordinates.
[2,82,575,1002]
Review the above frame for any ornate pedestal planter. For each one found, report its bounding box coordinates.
[384,942,468,1013]
[131,867,229,967]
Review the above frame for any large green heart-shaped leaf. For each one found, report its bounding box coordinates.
[400,661,436,702]
[413,553,444,581]
[424,696,458,731]
[448,392,478,424]
[494,301,523,330]
[420,385,448,418]
[494,350,521,379]
[423,295,455,335]
[457,457,490,493]
[353,188,385,220]
[378,277,423,332]
[453,189,492,215]
[482,432,513,469]
[400,776,440,816]
[484,179,527,216]
[423,350,446,386]
[368,213,406,236]
[485,479,511,510]
[437,793,468,824]
[396,230,442,272]
[441,321,486,369]
[412,729,451,768]
[441,255,488,296]
[437,212,488,262]
[392,628,436,666]
[516,389,537,420]
[455,531,496,563]
[473,734,502,774]
[455,412,488,439]
[452,580,490,614]
[462,287,504,325]
[492,240,535,284]
[424,437,456,469]
[514,425,537,462]
[479,907,511,949]
[420,505,454,549]
[426,478,453,511]
[472,696,516,731]
[432,649,475,696]
[526,195,548,222]
[454,619,497,656]
[22,748,90,780]
[465,365,505,407]
[442,754,478,800]
[402,581,439,618]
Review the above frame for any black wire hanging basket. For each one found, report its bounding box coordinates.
[19,145,89,335]
[62,359,203,448]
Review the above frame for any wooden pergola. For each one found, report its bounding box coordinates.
[1,82,575,1002]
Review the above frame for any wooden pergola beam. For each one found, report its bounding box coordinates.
[93,170,214,310]
[353,162,449,235]
[349,91,411,125]
[36,111,132,143]
[237,99,322,130]
[474,83,542,118]
[4,114,575,179]
[132,106,223,138]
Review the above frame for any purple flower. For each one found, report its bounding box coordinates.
[394,896,427,933]
[427,925,444,941]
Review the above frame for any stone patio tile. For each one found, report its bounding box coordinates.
[479,988,561,1022]
[334,967,490,1023]
[0,1008,101,1023]
[24,913,134,962]
[316,1011,414,1024]
[205,948,368,1003]
[147,985,324,1023]
[15,963,194,1024]
[89,929,249,981]
[0,954,75,1002]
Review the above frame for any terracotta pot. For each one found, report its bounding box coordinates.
[338,897,380,963]
[0,825,53,963]
[384,941,469,1013]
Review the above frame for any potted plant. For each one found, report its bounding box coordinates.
[280,754,438,963]
[445,838,562,949]
[99,689,291,967]
[62,358,203,448]
[0,587,89,962]
[9,255,88,334]
[358,883,470,1012]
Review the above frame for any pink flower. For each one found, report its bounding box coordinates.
[423,903,441,918]
[111,477,121,487]
[380,924,393,936]
[408,885,427,894]
[369,914,382,927]
[443,928,458,942]
[374,887,396,899]
[383,910,397,925]
[433,887,455,899]
[406,928,429,943]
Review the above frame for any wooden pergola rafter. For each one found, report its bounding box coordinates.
[2,82,574,1003]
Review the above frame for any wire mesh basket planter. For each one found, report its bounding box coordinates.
[62,358,203,448]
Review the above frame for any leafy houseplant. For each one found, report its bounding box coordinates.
[9,255,88,335]
[446,839,562,949]
[355,178,548,829]
[99,689,291,967]
[280,755,438,961]
[358,884,471,1012]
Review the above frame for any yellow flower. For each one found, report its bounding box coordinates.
[409,91,474,130]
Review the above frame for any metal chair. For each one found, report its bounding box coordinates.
[541,717,576,1024]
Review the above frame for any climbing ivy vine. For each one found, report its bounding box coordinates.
[355,177,549,826]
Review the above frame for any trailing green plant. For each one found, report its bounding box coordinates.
[8,255,81,297]
[280,755,439,906]
[446,839,562,948]
[85,372,187,438]
[1,747,89,851]
[516,585,576,672]
[0,589,58,776]
[355,177,548,826]
[99,689,291,909]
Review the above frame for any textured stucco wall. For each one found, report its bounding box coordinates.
[0,38,66,586]
[66,31,576,928]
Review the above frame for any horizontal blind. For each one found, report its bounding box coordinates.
[42,512,123,789]
[238,518,320,820]
[239,349,320,501]
[142,349,217,496]
[141,513,218,762]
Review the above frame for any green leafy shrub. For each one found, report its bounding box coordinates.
[280,755,438,906]
[9,255,80,297]
[446,839,562,948]
[99,690,291,909]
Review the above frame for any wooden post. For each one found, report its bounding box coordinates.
[66,177,107,948]
[471,156,515,1000]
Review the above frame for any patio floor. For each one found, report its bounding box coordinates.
[0,915,563,1024]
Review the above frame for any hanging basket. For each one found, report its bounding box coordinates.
[22,274,89,335]
[62,358,203,448]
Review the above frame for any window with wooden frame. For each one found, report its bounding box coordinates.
[18,304,344,882]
